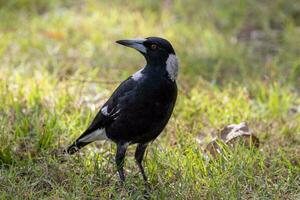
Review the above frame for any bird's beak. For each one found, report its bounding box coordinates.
[116,39,147,54]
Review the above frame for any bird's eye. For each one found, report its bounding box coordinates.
[150,44,157,50]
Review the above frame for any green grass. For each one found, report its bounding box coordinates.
[0,0,300,199]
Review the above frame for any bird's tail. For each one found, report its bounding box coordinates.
[66,139,91,155]
[67,127,106,154]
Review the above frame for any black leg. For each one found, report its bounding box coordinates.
[135,143,148,182]
[116,142,128,182]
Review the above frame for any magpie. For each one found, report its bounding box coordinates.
[67,37,178,182]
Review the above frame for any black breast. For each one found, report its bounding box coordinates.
[106,74,177,144]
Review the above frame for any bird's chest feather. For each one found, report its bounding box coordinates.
[136,77,176,109]
[108,76,177,142]
[116,76,176,120]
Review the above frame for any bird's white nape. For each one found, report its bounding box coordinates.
[166,54,178,81]
[132,67,144,81]
[78,128,108,143]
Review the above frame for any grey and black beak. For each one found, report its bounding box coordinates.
[116,39,146,54]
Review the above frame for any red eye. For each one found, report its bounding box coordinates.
[151,44,157,50]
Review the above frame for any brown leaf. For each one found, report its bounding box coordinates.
[204,122,260,159]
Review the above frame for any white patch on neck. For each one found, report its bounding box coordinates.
[131,67,144,81]
[166,54,178,81]
[78,128,108,143]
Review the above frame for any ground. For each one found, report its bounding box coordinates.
[0,0,299,199]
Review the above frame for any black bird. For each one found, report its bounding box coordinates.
[67,37,178,182]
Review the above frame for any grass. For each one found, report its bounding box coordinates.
[0,0,300,199]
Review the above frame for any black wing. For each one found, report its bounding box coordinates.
[82,77,137,136]
[67,77,137,154]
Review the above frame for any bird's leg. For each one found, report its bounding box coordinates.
[115,142,128,182]
[135,143,148,182]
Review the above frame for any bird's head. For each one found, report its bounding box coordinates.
[116,37,178,81]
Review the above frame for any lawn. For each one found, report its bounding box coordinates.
[0,0,299,199]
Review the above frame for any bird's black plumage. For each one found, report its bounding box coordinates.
[67,37,178,182]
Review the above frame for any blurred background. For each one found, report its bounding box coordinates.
[0,0,299,198]
[1,0,299,85]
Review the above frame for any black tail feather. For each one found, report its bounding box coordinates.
[66,140,91,155]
